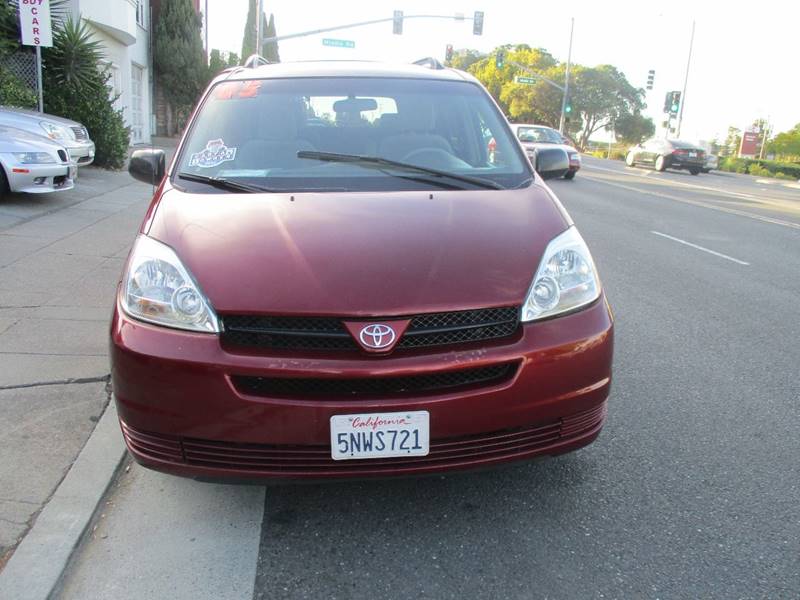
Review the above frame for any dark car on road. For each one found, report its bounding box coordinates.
[626,138,705,175]
[115,60,613,482]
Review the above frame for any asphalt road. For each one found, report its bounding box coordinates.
[56,159,800,599]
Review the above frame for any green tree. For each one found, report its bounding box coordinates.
[447,49,484,70]
[722,126,742,157]
[154,0,206,134]
[208,48,226,75]
[614,111,655,146]
[769,123,800,159]
[569,65,644,149]
[468,45,558,116]
[264,13,280,62]
[241,0,257,60]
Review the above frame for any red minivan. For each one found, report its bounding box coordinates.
[115,60,613,481]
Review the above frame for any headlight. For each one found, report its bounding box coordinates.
[121,235,220,333]
[521,226,601,322]
[13,152,56,164]
[39,121,69,141]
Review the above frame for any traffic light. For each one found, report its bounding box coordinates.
[495,49,505,69]
[445,44,454,63]
[646,69,655,90]
[392,10,403,35]
[565,104,572,114]
[473,11,484,35]
[663,92,672,113]
[670,91,681,115]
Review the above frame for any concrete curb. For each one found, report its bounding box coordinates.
[0,402,125,600]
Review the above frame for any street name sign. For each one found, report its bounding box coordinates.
[323,38,355,49]
[515,76,537,85]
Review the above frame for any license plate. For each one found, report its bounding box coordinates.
[688,151,697,157]
[330,411,429,460]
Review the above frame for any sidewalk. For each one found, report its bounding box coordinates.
[0,164,152,571]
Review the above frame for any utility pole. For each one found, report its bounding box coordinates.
[255,0,263,56]
[675,19,695,139]
[558,17,574,134]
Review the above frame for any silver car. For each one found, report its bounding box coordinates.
[0,125,76,199]
[511,123,581,180]
[0,106,95,166]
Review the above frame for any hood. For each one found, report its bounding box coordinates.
[145,183,570,316]
[0,125,66,153]
[0,107,82,128]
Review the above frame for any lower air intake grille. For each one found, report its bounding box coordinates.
[232,363,516,399]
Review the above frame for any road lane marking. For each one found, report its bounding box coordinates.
[582,175,800,231]
[651,231,750,265]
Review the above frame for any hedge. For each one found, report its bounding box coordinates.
[719,157,800,180]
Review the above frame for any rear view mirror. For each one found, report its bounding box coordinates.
[534,147,570,180]
[129,148,166,186]
[333,97,379,114]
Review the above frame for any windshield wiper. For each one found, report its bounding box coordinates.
[177,172,277,193]
[296,151,504,190]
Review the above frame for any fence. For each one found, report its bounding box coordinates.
[0,49,37,94]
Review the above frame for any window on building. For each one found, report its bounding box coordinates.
[131,64,145,143]
[136,1,146,28]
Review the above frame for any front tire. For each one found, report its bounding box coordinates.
[689,168,700,175]
[564,170,576,180]
[625,151,635,167]
[0,166,8,201]
[654,155,667,172]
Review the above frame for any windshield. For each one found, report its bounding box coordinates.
[175,77,531,192]
[516,126,563,144]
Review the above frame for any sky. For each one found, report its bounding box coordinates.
[205,0,800,143]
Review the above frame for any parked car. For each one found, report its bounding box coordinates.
[702,152,718,173]
[0,125,76,200]
[510,123,581,179]
[625,138,705,175]
[114,60,613,482]
[0,107,95,167]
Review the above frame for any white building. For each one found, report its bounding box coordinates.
[66,0,152,145]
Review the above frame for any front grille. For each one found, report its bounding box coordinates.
[221,307,520,353]
[71,126,88,141]
[57,149,67,162]
[232,362,516,399]
[122,402,607,476]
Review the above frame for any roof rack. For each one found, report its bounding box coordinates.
[242,54,271,68]
[412,57,445,70]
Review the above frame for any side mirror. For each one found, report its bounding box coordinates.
[129,149,166,185]
[534,147,570,180]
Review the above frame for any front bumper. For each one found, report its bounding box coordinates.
[5,161,76,194]
[111,297,614,481]
[66,141,95,166]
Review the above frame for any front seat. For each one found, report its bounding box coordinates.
[377,104,452,161]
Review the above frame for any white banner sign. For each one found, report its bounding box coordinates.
[19,0,53,48]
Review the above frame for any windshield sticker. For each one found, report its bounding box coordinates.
[213,80,262,100]
[188,139,237,168]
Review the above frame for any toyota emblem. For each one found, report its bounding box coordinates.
[359,324,396,349]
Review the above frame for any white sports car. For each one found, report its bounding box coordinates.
[0,125,76,200]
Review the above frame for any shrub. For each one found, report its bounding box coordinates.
[43,19,129,168]
[749,164,770,177]
[0,68,37,108]
[773,172,796,181]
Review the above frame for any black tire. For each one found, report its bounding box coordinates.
[689,168,700,175]
[625,151,635,167]
[0,166,8,201]
[564,169,576,180]
[654,155,667,172]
